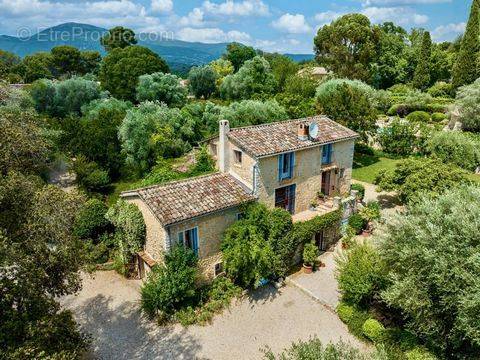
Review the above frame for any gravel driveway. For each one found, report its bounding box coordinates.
[62,271,367,360]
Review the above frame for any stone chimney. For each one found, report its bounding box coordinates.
[219,120,230,173]
[298,123,309,141]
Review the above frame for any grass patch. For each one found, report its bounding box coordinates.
[106,179,139,206]
[467,173,480,184]
[352,152,402,184]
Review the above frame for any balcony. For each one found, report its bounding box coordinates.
[291,198,339,223]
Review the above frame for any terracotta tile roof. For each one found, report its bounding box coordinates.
[125,173,256,226]
[228,116,359,158]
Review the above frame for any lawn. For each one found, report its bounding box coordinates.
[352,152,402,184]
[467,173,480,184]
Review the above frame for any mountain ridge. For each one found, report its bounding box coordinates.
[0,23,314,73]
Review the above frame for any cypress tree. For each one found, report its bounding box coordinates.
[452,0,480,88]
[412,31,432,90]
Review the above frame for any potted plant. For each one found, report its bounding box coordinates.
[317,191,325,200]
[309,200,318,211]
[303,243,319,274]
[359,202,381,236]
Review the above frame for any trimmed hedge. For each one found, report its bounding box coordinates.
[348,213,366,234]
[336,302,370,340]
[362,318,386,343]
[387,103,447,117]
[431,112,447,122]
[406,111,431,123]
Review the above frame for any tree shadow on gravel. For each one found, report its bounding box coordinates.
[73,294,204,360]
[245,284,281,309]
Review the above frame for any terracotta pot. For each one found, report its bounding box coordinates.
[303,264,313,274]
[342,242,348,249]
[319,262,326,268]
[362,230,371,237]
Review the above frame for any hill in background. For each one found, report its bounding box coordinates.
[0,23,314,74]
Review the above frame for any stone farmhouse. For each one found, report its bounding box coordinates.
[121,116,359,280]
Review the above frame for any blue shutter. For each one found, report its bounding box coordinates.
[278,154,284,181]
[289,152,295,179]
[192,227,199,256]
[328,144,333,163]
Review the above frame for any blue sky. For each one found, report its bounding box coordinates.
[0,0,471,53]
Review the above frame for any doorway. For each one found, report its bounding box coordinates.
[315,231,327,252]
[275,184,296,214]
[321,171,331,196]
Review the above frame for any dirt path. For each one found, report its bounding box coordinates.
[62,271,368,360]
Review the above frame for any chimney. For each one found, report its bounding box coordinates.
[219,120,230,173]
[298,123,309,141]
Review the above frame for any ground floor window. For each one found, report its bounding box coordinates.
[275,184,296,214]
[177,227,199,255]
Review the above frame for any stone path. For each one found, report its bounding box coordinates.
[286,244,342,312]
[62,271,368,360]
[351,180,404,218]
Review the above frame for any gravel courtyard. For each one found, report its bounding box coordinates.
[62,271,367,360]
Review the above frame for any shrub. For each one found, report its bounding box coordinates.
[337,303,355,323]
[74,198,110,240]
[426,131,480,171]
[140,246,197,318]
[406,111,430,123]
[378,118,417,156]
[431,112,447,122]
[188,65,217,99]
[336,243,387,306]
[348,214,366,234]
[303,243,318,266]
[359,201,381,223]
[351,183,365,201]
[405,347,438,360]
[372,89,393,113]
[71,155,110,192]
[106,199,146,267]
[362,318,386,343]
[354,143,375,156]
[263,338,368,360]
[427,81,454,98]
[455,79,480,132]
[388,84,413,95]
[387,103,410,117]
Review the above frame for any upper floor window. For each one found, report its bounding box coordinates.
[177,227,199,256]
[234,150,242,165]
[278,152,295,180]
[322,144,333,165]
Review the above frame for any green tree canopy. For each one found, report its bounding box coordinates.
[316,79,377,139]
[0,107,51,176]
[99,45,169,101]
[136,72,187,107]
[100,26,138,51]
[412,31,432,90]
[455,78,480,132]
[379,185,480,356]
[21,52,54,83]
[314,14,379,82]
[452,0,480,88]
[0,172,88,358]
[375,157,468,203]
[188,65,217,99]
[223,42,256,72]
[220,56,277,100]
[51,45,82,76]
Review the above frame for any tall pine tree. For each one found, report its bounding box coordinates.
[412,31,432,90]
[452,0,480,88]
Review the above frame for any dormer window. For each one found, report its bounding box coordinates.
[234,150,242,164]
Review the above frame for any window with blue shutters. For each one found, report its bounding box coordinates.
[278,152,295,180]
[177,227,199,256]
[322,144,333,165]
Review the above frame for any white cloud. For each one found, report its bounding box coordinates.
[314,11,346,26]
[361,6,429,25]
[432,22,466,41]
[178,8,205,27]
[0,0,166,34]
[202,0,269,17]
[176,27,250,43]
[151,0,173,14]
[272,13,312,34]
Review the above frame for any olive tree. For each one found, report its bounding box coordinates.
[455,79,480,132]
[136,72,187,107]
[188,65,217,99]
[378,185,480,357]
